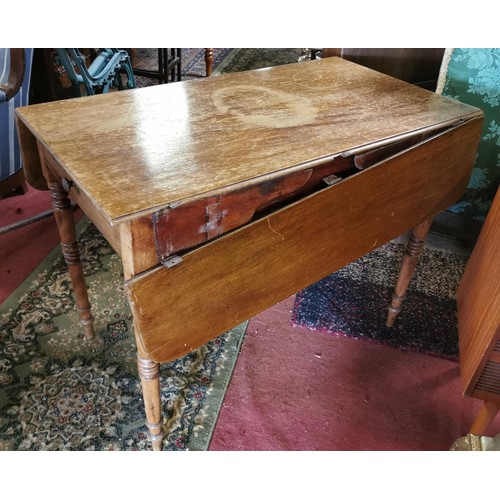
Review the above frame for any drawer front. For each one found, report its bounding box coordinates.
[127,118,482,363]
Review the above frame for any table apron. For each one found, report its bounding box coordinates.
[38,144,123,255]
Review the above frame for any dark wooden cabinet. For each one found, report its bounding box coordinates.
[322,48,445,90]
[457,187,500,434]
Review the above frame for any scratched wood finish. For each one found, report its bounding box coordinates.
[154,128,454,259]
[154,155,354,258]
[126,118,482,363]
[16,57,481,225]
[457,187,500,403]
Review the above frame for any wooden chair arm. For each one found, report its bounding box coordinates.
[0,48,25,101]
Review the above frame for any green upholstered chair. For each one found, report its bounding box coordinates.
[437,48,500,221]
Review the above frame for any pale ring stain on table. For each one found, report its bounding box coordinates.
[210,85,318,128]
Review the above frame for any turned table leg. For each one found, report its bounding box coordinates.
[470,401,500,435]
[205,48,214,77]
[135,329,164,451]
[386,218,433,327]
[49,180,94,339]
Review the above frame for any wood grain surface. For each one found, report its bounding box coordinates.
[127,118,482,363]
[16,57,481,225]
[457,187,500,399]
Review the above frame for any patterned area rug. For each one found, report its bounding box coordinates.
[214,48,303,74]
[0,48,305,451]
[133,48,234,87]
[133,48,303,86]
[292,241,469,361]
[0,220,246,450]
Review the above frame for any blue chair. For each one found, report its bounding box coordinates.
[0,48,33,199]
[55,48,136,97]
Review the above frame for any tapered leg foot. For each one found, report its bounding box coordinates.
[386,218,433,327]
[137,355,164,451]
[50,181,94,339]
[470,401,500,436]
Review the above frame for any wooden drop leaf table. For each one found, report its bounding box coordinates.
[15,57,483,450]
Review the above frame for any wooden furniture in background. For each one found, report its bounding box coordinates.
[1,48,30,199]
[130,48,214,82]
[16,57,483,450]
[0,48,55,235]
[322,48,445,90]
[205,48,214,76]
[457,186,500,435]
[132,48,182,84]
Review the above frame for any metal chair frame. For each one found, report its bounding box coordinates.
[55,48,136,96]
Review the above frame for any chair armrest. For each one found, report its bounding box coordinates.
[0,48,25,101]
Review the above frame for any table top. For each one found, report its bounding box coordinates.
[16,57,481,225]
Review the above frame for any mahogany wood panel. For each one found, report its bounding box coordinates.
[353,129,439,170]
[16,57,480,225]
[154,155,354,259]
[457,187,500,399]
[153,127,452,259]
[126,118,482,363]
